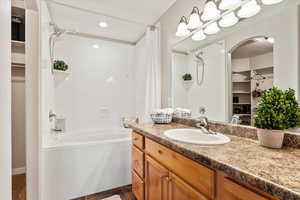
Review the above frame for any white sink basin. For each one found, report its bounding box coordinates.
[164,129,230,145]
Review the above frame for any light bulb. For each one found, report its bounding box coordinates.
[187,7,203,30]
[98,22,108,28]
[219,12,239,28]
[201,0,221,21]
[237,0,261,18]
[204,22,220,35]
[267,37,275,44]
[192,30,206,41]
[261,0,284,5]
[219,0,242,10]
[176,16,190,37]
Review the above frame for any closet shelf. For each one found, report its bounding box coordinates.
[233,103,251,105]
[54,70,70,87]
[232,91,251,94]
[232,80,251,83]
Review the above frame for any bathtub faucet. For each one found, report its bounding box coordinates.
[122,117,139,128]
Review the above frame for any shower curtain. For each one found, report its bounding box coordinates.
[144,24,162,122]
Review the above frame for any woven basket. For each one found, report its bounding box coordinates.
[150,113,173,124]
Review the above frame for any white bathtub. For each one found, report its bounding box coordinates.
[42,128,132,200]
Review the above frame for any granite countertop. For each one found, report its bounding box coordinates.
[129,123,300,200]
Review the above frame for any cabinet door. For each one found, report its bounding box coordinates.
[222,178,269,200]
[132,145,144,178]
[133,171,144,200]
[168,173,209,200]
[145,156,169,200]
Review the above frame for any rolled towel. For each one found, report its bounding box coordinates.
[152,108,174,115]
[103,195,121,200]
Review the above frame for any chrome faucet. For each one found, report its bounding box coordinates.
[195,106,216,135]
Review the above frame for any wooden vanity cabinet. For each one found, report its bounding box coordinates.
[132,131,277,200]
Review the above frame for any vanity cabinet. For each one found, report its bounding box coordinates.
[132,131,277,200]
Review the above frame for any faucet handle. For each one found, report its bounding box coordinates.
[199,106,206,115]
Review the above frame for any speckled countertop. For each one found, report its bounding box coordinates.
[129,123,300,200]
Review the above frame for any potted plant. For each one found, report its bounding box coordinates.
[182,73,192,81]
[182,73,193,90]
[53,60,69,71]
[254,87,300,148]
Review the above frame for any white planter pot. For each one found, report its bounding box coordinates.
[257,129,285,149]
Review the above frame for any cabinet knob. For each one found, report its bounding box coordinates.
[158,150,163,155]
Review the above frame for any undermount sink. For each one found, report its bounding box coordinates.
[164,129,230,145]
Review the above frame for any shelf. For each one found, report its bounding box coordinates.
[232,69,251,73]
[54,70,70,87]
[232,91,251,94]
[232,80,251,83]
[252,66,273,71]
[233,114,251,117]
[233,103,251,105]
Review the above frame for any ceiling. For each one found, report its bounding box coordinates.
[46,0,176,43]
[232,38,273,59]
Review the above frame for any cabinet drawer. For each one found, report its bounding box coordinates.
[133,171,145,200]
[223,178,269,200]
[145,138,215,199]
[132,145,144,178]
[133,132,144,149]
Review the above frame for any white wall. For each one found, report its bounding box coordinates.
[250,52,273,69]
[173,42,226,121]
[41,0,55,134]
[172,53,188,108]
[0,0,12,199]
[26,6,40,200]
[54,36,136,132]
[12,72,26,173]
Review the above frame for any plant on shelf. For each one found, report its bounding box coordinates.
[254,87,300,148]
[182,73,192,81]
[53,60,69,71]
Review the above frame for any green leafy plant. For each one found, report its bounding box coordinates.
[254,87,300,130]
[53,60,69,71]
[182,73,192,81]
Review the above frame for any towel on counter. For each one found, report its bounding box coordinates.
[175,107,191,114]
[102,195,121,200]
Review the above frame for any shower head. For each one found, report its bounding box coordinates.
[195,51,204,60]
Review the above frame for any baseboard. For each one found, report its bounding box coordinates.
[12,167,26,175]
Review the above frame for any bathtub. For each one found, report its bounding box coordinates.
[42,128,132,200]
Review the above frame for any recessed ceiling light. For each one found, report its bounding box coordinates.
[93,44,100,49]
[98,22,108,28]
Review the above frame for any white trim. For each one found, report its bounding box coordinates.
[12,167,26,175]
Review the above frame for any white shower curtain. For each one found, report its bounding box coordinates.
[144,24,162,122]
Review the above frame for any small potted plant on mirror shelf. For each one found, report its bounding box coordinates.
[53,60,69,71]
[254,87,300,148]
[182,73,193,89]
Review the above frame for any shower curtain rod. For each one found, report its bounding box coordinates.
[66,31,136,45]
[46,0,151,27]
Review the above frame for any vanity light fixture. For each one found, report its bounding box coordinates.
[176,0,281,41]
[219,12,239,28]
[261,0,284,5]
[219,0,242,10]
[187,7,203,30]
[176,16,191,37]
[201,0,221,21]
[192,30,206,41]
[98,22,108,28]
[237,0,261,18]
[204,22,220,35]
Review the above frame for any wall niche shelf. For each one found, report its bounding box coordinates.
[53,70,70,87]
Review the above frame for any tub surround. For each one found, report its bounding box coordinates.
[129,122,300,200]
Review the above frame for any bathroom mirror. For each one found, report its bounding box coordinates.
[171,1,299,128]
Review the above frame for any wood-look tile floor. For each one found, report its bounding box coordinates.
[73,185,135,200]
[12,174,26,200]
